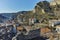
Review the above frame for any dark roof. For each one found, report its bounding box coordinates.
[54,21,60,26]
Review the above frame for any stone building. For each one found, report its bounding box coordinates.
[50,0,60,6]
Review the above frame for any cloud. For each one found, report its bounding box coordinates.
[0,10,18,13]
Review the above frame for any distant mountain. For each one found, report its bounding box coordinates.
[0,14,10,23]
[0,11,28,19]
[0,0,59,22]
[0,14,9,19]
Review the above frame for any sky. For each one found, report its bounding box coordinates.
[0,0,51,13]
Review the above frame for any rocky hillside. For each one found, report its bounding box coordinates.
[1,1,60,21]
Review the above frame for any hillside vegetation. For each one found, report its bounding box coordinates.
[16,1,60,24]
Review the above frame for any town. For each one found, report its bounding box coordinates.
[0,0,60,40]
